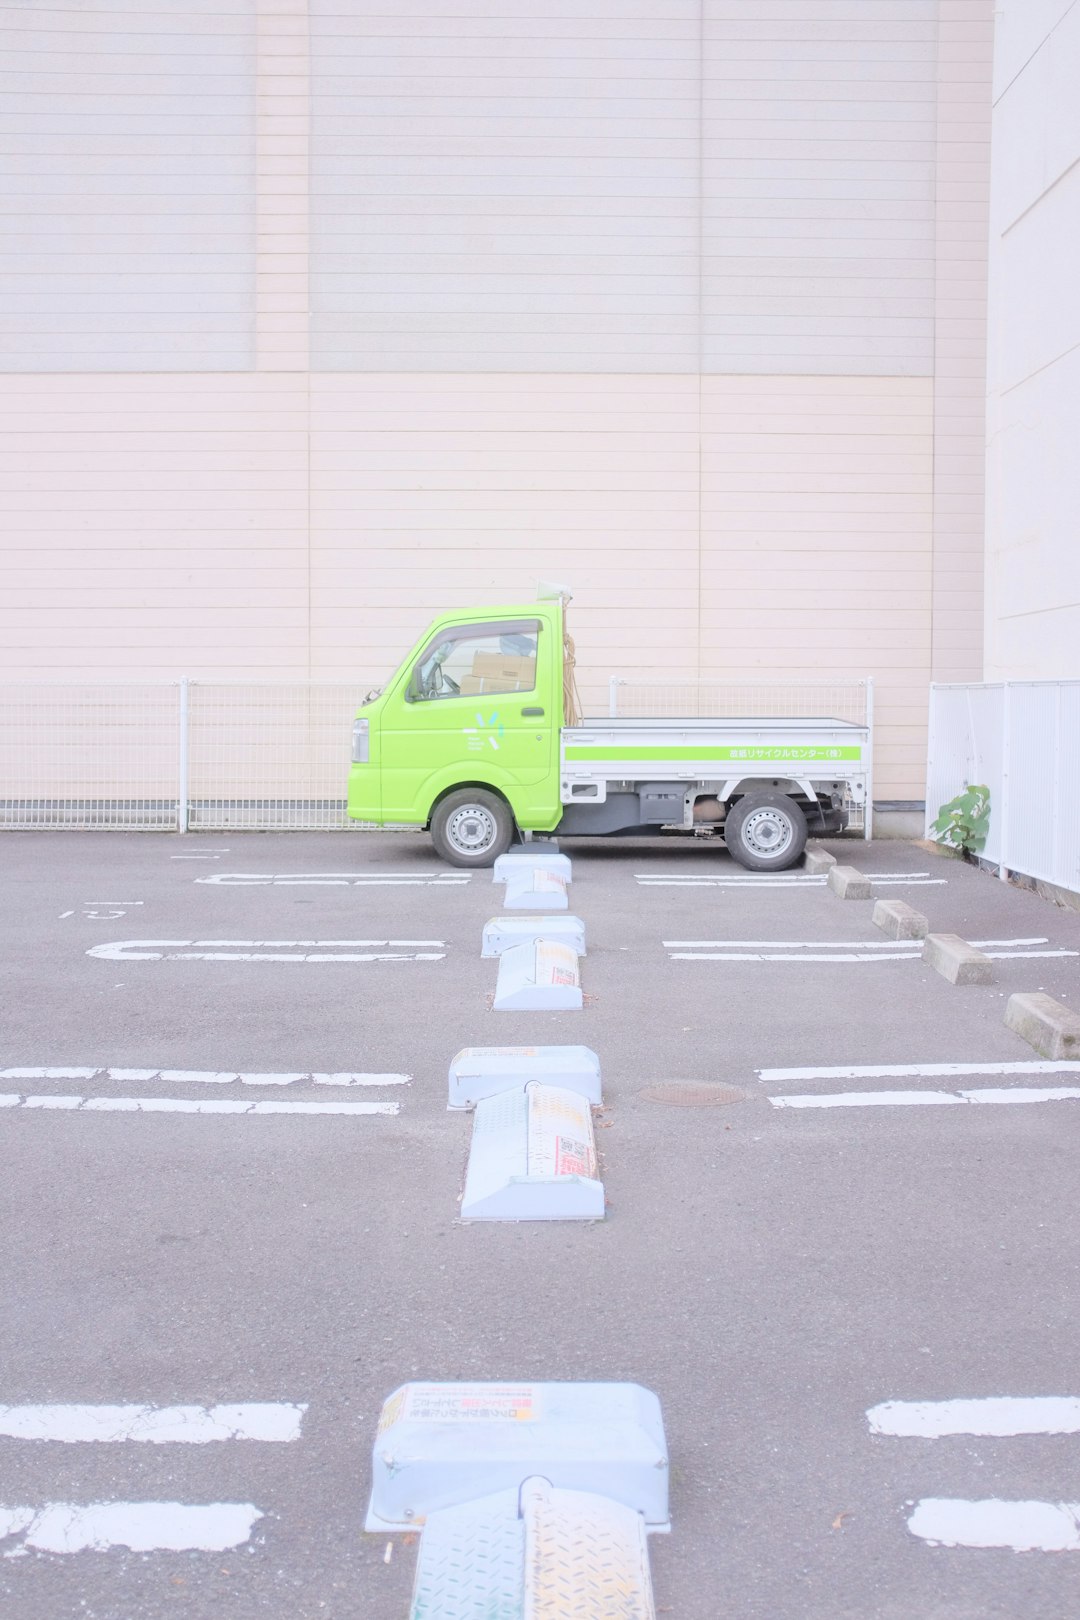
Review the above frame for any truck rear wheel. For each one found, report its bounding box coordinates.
[724,791,807,872]
[431,789,515,868]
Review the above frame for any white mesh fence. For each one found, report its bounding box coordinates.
[187,683,370,831]
[0,684,181,830]
[0,682,369,832]
[606,677,869,726]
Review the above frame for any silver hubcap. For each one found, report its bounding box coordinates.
[740,806,794,859]
[447,804,497,855]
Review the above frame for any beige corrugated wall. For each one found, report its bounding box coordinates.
[0,0,992,801]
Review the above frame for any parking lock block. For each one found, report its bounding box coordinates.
[448,1046,601,1110]
[803,847,837,875]
[494,851,573,884]
[460,1082,603,1221]
[502,869,570,912]
[492,941,582,1011]
[923,933,994,985]
[827,865,873,900]
[1005,992,1080,1059]
[366,1381,669,1532]
[873,898,929,940]
[482,915,586,959]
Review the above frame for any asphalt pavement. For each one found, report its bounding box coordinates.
[2,828,1080,1619]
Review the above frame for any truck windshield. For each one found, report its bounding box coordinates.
[412,623,539,702]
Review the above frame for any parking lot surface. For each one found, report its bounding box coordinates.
[2,829,1080,1619]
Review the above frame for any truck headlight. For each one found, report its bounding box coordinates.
[351,718,369,763]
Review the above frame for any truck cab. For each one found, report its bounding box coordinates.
[348,602,565,862]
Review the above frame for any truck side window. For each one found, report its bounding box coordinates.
[411,624,539,702]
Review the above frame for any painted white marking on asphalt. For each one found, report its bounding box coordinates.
[667,937,1071,964]
[672,950,917,962]
[636,871,947,889]
[868,1397,1080,1438]
[769,1087,1080,1109]
[86,939,446,963]
[0,1068,99,1081]
[58,911,74,919]
[667,938,1048,950]
[0,1403,306,1444]
[0,1068,411,1090]
[907,1498,1080,1552]
[0,1094,399,1116]
[197,871,471,887]
[760,1060,1080,1082]
[0,1501,262,1555]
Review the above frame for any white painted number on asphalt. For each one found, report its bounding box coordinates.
[86,939,446,963]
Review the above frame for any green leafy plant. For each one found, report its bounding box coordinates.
[931,783,991,858]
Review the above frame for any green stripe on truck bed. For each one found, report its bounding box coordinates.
[564,745,862,763]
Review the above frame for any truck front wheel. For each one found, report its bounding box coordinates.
[724,791,807,872]
[431,789,515,868]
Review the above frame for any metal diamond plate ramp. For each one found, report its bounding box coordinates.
[367,1382,669,1533]
[492,941,582,1011]
[410,1486,525,1620]
[494,851,572,884]
[482,915,586,959]
[409,1479,655,1620]
[461,1084,602,1221]
[447,1046,601,1110]
[523,1478,655,1620]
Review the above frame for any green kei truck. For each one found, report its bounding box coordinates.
[347,598,872,872]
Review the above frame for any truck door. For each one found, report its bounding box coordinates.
[379,617,555,822]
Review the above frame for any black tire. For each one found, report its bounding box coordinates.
[430,788,515,868]
[724,791,808,872]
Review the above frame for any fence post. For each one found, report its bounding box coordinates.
[864,676,874,841]
[998,682,1010,881]
[178,677,190,834]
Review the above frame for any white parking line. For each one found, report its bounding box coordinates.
[86,940,445,963]
[0,1403,306,1444]
[0,1095,399,1116]
[868,1397,1080,1438]
[666,936,1074,964]
[636,871,947,889]
[760,1059,1080,1082]
[0,1500,261,1555]
[769,1087,1080,1109]
[907,1498,1080,1552]
[0,1067,410,1088]
[197,871,471,887]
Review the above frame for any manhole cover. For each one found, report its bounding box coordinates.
[638,1082,749,1108]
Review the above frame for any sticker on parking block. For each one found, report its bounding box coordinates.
[403,1385,538,1424]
